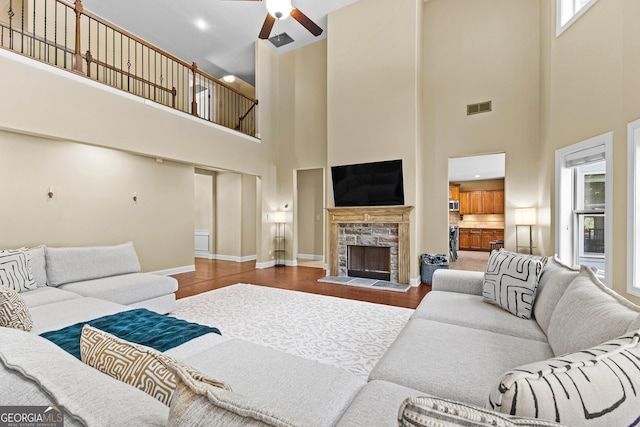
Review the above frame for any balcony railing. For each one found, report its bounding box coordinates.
[0,0,258,137]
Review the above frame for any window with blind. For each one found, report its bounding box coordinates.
[555,132,612,285]
[628,119,640,297]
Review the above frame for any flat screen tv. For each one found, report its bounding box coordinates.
[331,159,404,207]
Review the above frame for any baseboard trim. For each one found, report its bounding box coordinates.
[410,276,421,287]
[194,253,257,263]
[151,265,195,276]
[297,254,324,261]
[256,260,276,269]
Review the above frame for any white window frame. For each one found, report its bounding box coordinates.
[556,0,598,37]
[555,132,612,286]
[627,118,640,297]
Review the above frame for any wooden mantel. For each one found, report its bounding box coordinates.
[327,206,414,284]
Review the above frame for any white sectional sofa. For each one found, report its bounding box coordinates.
[1,250,640,426]
[20,242,178,327]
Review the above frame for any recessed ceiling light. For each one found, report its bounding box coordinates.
[474,174,481,178]
[223,75,236,83]
[195,19,207,30]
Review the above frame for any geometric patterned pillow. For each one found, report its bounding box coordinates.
[0,248,37,293]
[483,249,547,319]
[488,330,640,426]
[0,287,33,331]
[399,396,565,427]
[80,325,229,406]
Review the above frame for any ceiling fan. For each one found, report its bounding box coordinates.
[227,0,323,40]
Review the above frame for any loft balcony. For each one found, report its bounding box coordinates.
[0,0,258,137]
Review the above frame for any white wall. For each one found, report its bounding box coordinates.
[0,130,195,272]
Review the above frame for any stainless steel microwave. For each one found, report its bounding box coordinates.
[449,200,460,211]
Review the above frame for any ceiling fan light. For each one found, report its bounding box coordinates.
[266,0,292,20]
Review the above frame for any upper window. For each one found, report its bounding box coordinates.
[557,0,598,36]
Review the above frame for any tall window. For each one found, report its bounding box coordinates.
[557,0,598,36]
[628,118,640,297]
[556,132,612,285]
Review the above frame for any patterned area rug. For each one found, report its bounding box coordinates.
[171,284,413,377]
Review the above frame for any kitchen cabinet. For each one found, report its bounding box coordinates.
[459,228,504,251]
[459,190,504,215]
[449,184,460,201]
[458,228,469,249]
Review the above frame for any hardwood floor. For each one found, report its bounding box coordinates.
[449,250,489,272]
[172,259,431,309]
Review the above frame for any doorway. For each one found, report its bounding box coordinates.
[295,168,325,268]
[448,153,506,271]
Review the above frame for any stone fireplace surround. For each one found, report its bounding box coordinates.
[327,206,413,284]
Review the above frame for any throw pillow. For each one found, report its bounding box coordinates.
[483,249,547,319]
[80,325,228,406]
[532,256,582,334]
[167,361,299,427]
[399,396,564,427]
[488,330,640,426]
[0,248,37,292]
[0,287,33,331]
[28,246,48,288]
[546,267,640,356]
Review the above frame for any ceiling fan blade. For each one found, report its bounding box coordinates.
[291,8,323,37]
[259,13,276,39]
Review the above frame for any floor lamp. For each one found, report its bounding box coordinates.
[515,207,536,254]
[274,211,286,266]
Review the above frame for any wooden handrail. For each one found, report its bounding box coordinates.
[1,0,258,136]
[54,0,257,103]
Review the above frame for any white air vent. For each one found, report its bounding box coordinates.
[467,101,492,116]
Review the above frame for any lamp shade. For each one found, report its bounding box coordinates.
[265,0,292,20]
[515,207,537,226]
[274,211,286,224]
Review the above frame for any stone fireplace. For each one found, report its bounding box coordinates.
[327,206,413,284]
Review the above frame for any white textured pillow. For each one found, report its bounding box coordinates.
[489,330,640,426]
[399,396,563,427]
[483,249,546,319]
[0,248,37,292]
[168,362,300,427]
[28,246,48,288]
[0,287,33,331]
[546,268,640,356]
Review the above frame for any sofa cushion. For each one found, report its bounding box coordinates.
[401,396,565,427]
[369,318,553,408]
[337,380,423,427]
[45,242,141,286]
[19,287,82,308]
[547,268,640,356]
[59,273,178,306]
[29,297,131,334]
[80,325,229,406]
[168,360,300,427]
[489,330,640,426]
[483,249,546,319]
[0,248,37,292]
[28,246,48,288]
[0,326,169,426]
[0,287,33,331]
[183,339,365,427]
[533,256,582,334]
[412,291,547,342]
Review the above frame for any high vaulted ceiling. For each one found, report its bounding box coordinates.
[82,0,358,86]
